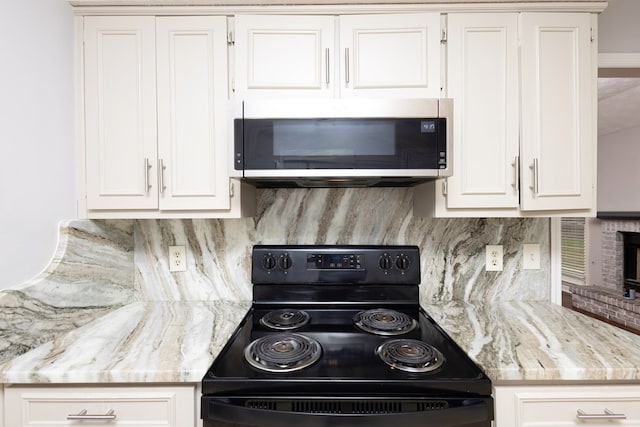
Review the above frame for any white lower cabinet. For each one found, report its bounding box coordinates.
[495,385,640,426]
[4,385,195,426]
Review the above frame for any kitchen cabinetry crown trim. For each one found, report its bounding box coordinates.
[69,2,608,15]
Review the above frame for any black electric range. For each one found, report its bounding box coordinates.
[202,245,493,427]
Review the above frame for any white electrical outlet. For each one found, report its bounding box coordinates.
[523,244,541,270]
[486,245,503,271]
[169,245,187,272]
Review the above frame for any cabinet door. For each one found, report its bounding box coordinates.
[445,13,519,208]
[84,16,158,210]
[4,386,195,426]
[234,15,335,99]
[520,13,595,211]
[339,13,441,98]
[156,17,230,211]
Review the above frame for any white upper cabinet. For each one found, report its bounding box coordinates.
[415,12,596,217]
[339,13,441,98]
[156,16,230,211]
[81,16,253,217]
[233,15,335,99]
[232,13,441,99]
[520,12,594,212]
[444,13,520,209]
[84,16,158,211]
[78,7,597,219]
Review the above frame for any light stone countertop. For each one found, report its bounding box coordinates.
[423,300,640,384]
[1,298,640,384]
[0,300,250,384]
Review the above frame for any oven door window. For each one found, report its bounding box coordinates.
[236,118,445,170]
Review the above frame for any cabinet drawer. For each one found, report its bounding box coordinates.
[496,385,640,427]
[4,386,195,426]
[521,396,640,426]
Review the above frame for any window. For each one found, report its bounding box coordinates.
[561,217,586,284]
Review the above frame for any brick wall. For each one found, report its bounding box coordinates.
[567,283,640,334]
[565,219,640,336]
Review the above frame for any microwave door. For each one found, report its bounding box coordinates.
[240,118,444,171]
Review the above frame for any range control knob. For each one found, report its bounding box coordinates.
[279,254,293,270]
[395,254,411,271]
[378,253,393,271]
[262,254,277,271]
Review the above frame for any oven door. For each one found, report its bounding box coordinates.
[202,396,493,427]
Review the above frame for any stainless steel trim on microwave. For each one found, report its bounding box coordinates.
[235,98,445,119]
[229,98,453,187]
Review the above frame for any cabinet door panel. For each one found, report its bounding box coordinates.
[520,13,594,211]
[84,16,158,210]
[339,13,440,98]
[446,13,519,208]
[234,15,335,98]
[156,17,230,210]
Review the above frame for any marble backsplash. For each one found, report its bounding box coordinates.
[135,188,551,303]
[0,219,136,364]
[4,187,551,306]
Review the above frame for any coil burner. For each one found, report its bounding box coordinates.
[244,333,322,373]
[260,309,311,330]
[354,308,418,336]
[376,339,445,373]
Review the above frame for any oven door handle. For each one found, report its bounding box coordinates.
[203,397,493,427]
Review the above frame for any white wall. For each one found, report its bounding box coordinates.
[0,0,76,289]
[599,0,640,53]
[598,124,640,213]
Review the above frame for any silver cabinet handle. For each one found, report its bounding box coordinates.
[325,48,330,86]
[159,158,166,193]
[512,155,520,191]
[67,409,117,420]
[345,48,350,85]
[230,181,235,198]
[529,158,539,195]
[576,408,626,420]
[144,158,152,193]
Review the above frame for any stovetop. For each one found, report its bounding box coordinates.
[204,306,489,395]
[202,245,491,398]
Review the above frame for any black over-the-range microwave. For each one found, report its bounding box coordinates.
[230,99,452,187]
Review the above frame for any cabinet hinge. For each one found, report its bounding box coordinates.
[590,27,595,43]
[227,30,234,46]
[440,28,447,44]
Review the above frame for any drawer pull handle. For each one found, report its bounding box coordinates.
[67,408,117,420]
[576,408,626,420]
